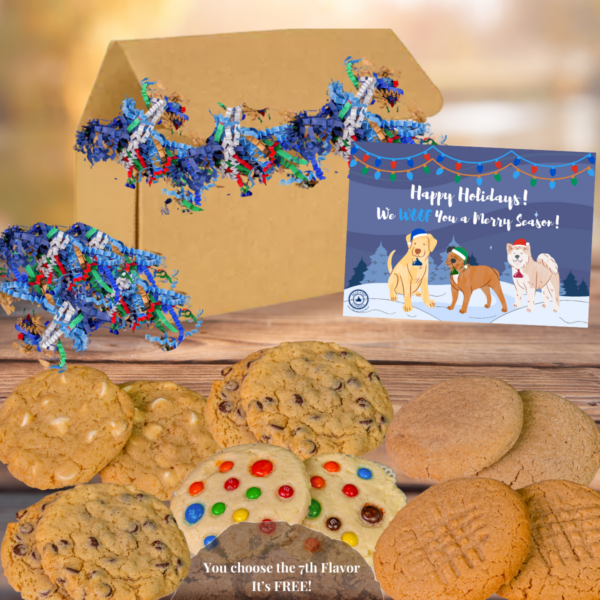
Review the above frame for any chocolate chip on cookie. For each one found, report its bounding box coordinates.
[36,483,190,600]
[206,350,273,448]
[241,342,393,459]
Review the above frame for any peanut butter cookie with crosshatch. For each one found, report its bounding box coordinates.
[0,366,134,489]
[100,380,219,500]
[374,478,531,600]
[240,342,393,459]
[1,492,67,600]
[206,350,271,447]
[35,483,190,600]
[498,480,600,600]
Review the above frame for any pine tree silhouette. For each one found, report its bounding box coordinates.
[468,254,479,266]
[559,278,566,296]
[578,278,590,297]
[501,261,513,283]
[361,242,391,284]
[348,258,368,288]
[562,271,579,296]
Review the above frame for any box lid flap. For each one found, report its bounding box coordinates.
[79,29,442,135]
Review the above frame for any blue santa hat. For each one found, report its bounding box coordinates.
[410,228,428,242]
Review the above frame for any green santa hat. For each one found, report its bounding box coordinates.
[450,246,469,275]
[450,246,468,262]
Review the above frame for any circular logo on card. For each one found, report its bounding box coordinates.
[349,289,369,312]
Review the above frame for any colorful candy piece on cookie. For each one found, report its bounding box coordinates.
[302,453,406,566]
[240,342,393,459]
[170,444,311,555]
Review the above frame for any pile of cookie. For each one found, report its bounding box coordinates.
[374,477,600,600]
[170,444,406,566]
[3,351,600,600]
[0,341,406,598]
[0,365,221,500]
[385,376,600,488]
[374,375,600,600]
[1,483,190,600]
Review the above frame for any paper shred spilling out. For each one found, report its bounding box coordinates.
[0,223,202,368]
[74,58,433,212]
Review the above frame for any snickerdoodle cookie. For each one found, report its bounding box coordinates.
[479,391,600,488]
[386,376,524,481]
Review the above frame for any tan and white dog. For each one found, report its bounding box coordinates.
[506,238,560,313]
[388,228,438,312]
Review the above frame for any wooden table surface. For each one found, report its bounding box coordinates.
[1,268,599,599]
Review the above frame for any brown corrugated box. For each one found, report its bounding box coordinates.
[75,29,442,316]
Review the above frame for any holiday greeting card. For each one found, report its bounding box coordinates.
[344,144,596,327]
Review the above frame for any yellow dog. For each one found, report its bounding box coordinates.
[387,228,438,312]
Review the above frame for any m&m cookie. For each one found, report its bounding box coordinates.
[171,444,311,555]
[302,453,406,565]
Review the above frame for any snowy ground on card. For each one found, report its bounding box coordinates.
[343,282,589,328]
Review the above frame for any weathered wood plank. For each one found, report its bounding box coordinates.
[1,362,598,407]
[0,270,598,367]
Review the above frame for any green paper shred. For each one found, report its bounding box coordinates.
[338,102,352,120]
[127,118,140,133]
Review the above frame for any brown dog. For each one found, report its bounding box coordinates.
[445,246,508,314]
[388,229,438,312]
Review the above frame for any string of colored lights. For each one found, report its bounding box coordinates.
[352,143,596,168]
[351,146,595,188]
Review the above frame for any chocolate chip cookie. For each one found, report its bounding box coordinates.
[240,342,393,460]
[206,351,270,447]
[0,366,135,489]
[479,390,600,489]
[100,381,219,500]
[36,483,190,600]
[1,493,66,600]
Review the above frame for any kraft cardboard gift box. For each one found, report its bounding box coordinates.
[75,29,443,316]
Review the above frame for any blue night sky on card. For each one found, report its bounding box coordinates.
[344,144,596,287]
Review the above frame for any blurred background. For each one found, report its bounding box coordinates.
[0,0,598,257]
[0,3,598,597]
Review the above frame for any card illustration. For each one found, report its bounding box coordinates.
[343,144,595,327]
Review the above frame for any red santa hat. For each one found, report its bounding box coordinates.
[512,238,529,247]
